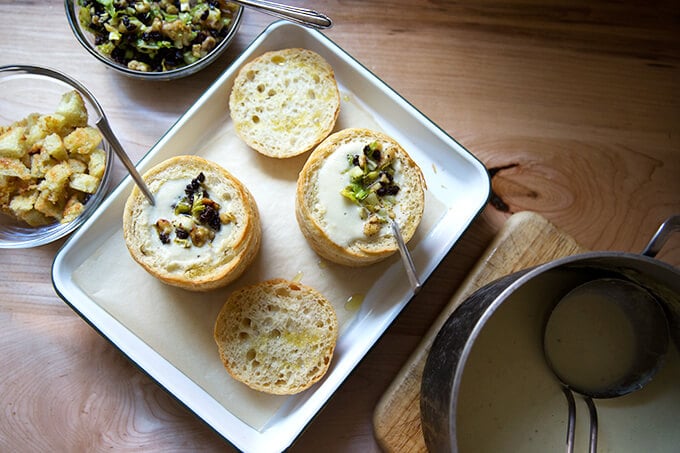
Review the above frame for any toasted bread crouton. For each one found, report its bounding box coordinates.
[26,114,70,149]
[88,148,106,179]
[35,189,65,221]
[55,90,89,129]
[0,127,28,158]
[0,157,31,179]
[40,161,72,201]
[0,175,15,208]
[69,173,99,194]
[67,158,88,175]
[42,133,68,160]
[61,195,85,224]
[9,189,53,226]
[64,127,102,155]
[30,149,58,179]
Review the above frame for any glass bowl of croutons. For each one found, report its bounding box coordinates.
[65,0,243,80]
[0,65,113,248]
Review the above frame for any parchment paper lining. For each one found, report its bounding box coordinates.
[72,93,446,430]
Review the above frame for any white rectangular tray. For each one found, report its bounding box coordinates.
[52,21,490,453]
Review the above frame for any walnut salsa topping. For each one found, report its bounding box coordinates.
[340,142,400,236]
[77,0,239,73]
[154,172,233,247]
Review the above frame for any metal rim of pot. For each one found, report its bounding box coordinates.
[420,215,680,453]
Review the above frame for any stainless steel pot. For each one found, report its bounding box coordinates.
[420,216,680,452]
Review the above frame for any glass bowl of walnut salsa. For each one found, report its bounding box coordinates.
[65,0,243,80]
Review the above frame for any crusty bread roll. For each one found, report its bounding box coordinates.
[123,155,261,291]
[296,128,426,266]
[228,48,340,158]
[214,278,338,395]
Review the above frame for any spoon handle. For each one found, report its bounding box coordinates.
[96,117,155,206]
[231,0,333,29]
[641,214,680,257]
[562,387,576,453]
[584,396,599,453]
[390,218,421,294]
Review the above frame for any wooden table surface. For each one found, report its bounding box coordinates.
[1,1,678,451]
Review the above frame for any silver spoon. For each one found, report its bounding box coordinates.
[95,117,155,205]
[543,278,669,453]
[230,0,332,29]
[389,217,422,294]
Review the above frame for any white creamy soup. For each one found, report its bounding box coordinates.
[314,142,402,247]
[544,285,637,393]
[456,271,680,452]
[139,178,238,273]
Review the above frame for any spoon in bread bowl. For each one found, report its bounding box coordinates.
[96,117,155,205]
[389,217,422,293]
[229,0,332,29]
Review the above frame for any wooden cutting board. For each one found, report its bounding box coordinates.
[373,211,588,452]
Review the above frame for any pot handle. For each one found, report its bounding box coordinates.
[642,215,680,258]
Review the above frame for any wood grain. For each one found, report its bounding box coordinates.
[373,211,587,451]
[1,1,678,451]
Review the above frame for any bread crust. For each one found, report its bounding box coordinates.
[228,48,340,158]
[213,278,338,395]
[296,128,426,266]
[123,155,261,291]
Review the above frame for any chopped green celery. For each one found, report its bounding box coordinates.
[127,16,146,30]
[379,159,394,171]
[363,192,379,207]
[183,52,199,65]
[207,8,221,22]
[179,12,193,24]
[191,197,206,218]
[365,180,383,195]
[149,4,162,18]
[135,39,160,51]
[354,187,369,201]
[192,3,209,18]
[97,42,116,55]
[341,187,359,204]
[348,166,363,181]
[77,6,92,27]
[363,170,380,185]
[135,38,172,52]
[174,200,192,215]
[94,0,117,20]
[107,29,121,42]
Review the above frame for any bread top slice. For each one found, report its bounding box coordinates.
[123,155,261,291]
[228,48,340,158]
[296,128,426,266]
[214,278,338,395]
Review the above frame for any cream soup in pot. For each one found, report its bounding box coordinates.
[455,272,680,452]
